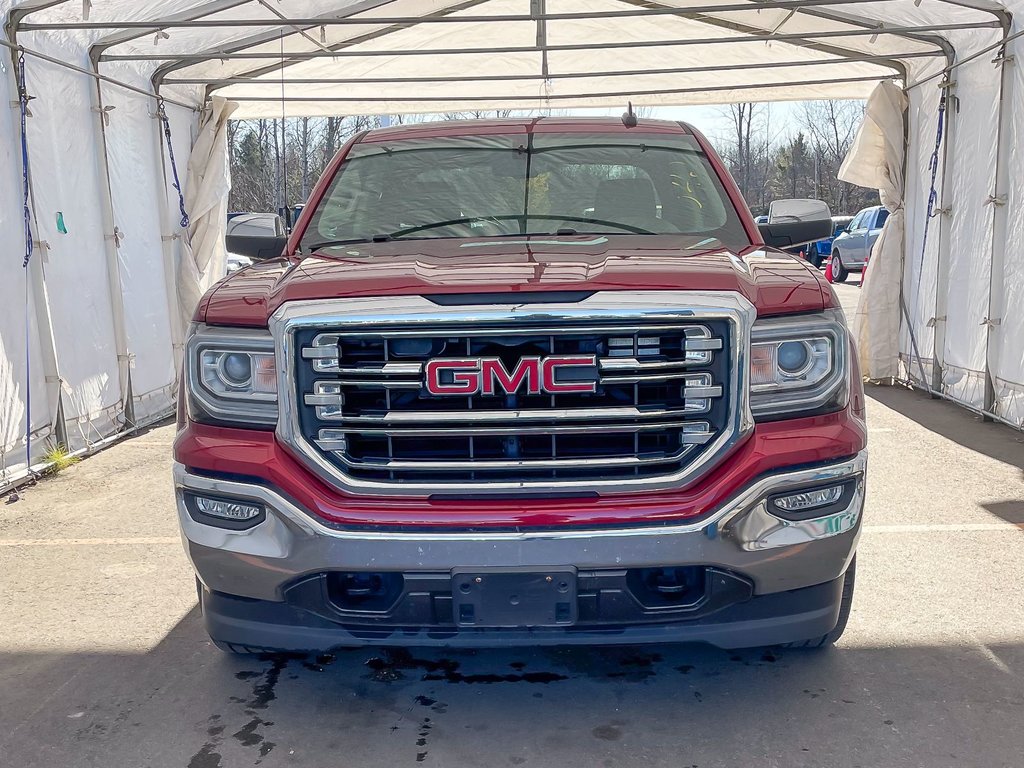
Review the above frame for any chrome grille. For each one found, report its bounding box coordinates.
[274,293,754,496]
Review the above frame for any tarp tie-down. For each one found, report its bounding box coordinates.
[157,98,190,229]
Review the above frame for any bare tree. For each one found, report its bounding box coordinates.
[799,100,866,213]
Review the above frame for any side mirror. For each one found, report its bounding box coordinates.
[757,199,834,250]
[225,233,289,261]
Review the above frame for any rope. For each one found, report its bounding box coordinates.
[157,98,190,229]
[16,52,34,474]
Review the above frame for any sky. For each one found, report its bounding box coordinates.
[565,102,801,143]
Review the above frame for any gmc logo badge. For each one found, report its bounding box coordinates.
[424,356,597,396]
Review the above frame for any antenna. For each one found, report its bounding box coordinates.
[621,101,638,128]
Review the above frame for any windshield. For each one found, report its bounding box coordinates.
[301,131,750,253]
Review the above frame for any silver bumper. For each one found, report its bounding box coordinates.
[173,450,866,602]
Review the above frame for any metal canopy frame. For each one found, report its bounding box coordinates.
[6,0,1009,114]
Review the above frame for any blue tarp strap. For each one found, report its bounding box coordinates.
[157,98,190,229]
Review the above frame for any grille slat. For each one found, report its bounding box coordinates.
[293,318,732,488]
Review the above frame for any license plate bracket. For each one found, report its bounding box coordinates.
[451,567,577,627]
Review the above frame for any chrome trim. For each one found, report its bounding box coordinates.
[271,291,756,497]
[721,452,868,550]
[330,404,715,425]
[335,419,716,438]
[325,445,700,471]
[172,450,865,543]
[599,357,712,371]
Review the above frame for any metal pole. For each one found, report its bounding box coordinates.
[101,24,991,62]
[0,38,196,110]
[162,52,940,86]
[981,42,1014,420]
[12,0,956,30]
[220,74,895,104]
[89,70,136,430]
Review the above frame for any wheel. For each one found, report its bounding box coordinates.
[782,557,856,649]
[807,245,822,269]
[831,251,849,283]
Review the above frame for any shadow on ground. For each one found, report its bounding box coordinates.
[865,384,1024,473]
[2,607,1022,768]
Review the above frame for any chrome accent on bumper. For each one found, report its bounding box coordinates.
[270,291,756,497]
[173,450,866,602]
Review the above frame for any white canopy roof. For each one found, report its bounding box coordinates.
[7,0,1011,115]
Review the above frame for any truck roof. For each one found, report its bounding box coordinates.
[358,116,696,144]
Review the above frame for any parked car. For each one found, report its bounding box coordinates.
[177,117,864,653]
[830,205,889,281]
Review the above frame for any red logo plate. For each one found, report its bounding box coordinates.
[424,356,597,396]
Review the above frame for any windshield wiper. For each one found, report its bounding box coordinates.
[305,236,384,250]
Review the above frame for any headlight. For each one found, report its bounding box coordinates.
[749,309,848,420]
[185,324,278,427]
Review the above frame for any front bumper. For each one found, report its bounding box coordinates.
[174,450,865,649]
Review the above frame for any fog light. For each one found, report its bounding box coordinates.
[773,485,843,513]
[194,495,262,521]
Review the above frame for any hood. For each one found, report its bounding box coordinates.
[198,235,832,326]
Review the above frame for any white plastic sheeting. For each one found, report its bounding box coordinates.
[177,95,237,334]
[1,0,1023,489]
[840,80,906,380]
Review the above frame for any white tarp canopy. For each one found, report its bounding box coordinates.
[1,0,1022,488]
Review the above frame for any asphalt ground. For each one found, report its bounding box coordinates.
[2,282,1022,768]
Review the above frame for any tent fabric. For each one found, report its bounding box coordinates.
[176,95,238,335]
[1,0,1023,489]
[840,79,907,381]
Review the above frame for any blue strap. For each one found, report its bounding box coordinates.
[925,96,946,220]
[157,99,190,229]
[18,53,32,269]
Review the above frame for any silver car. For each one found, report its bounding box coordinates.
[829,204,889,282]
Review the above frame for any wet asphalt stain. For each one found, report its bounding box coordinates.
[593,724,623,741]
[302,653,337,673]
[423,670,567,684]
[365,649,568,685]
[189,654,290,768]
[187,715,225,768]
[602,651,663,682]
[415,716,433,761]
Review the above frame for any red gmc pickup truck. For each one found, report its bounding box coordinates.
[174,117,866,653]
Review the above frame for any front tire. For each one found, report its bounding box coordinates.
[808,244,822,269]
[782,557,856,649]
[831,251,849,283]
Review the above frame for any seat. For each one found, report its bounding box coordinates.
[591,178,663,232]
[381,180,462,229]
